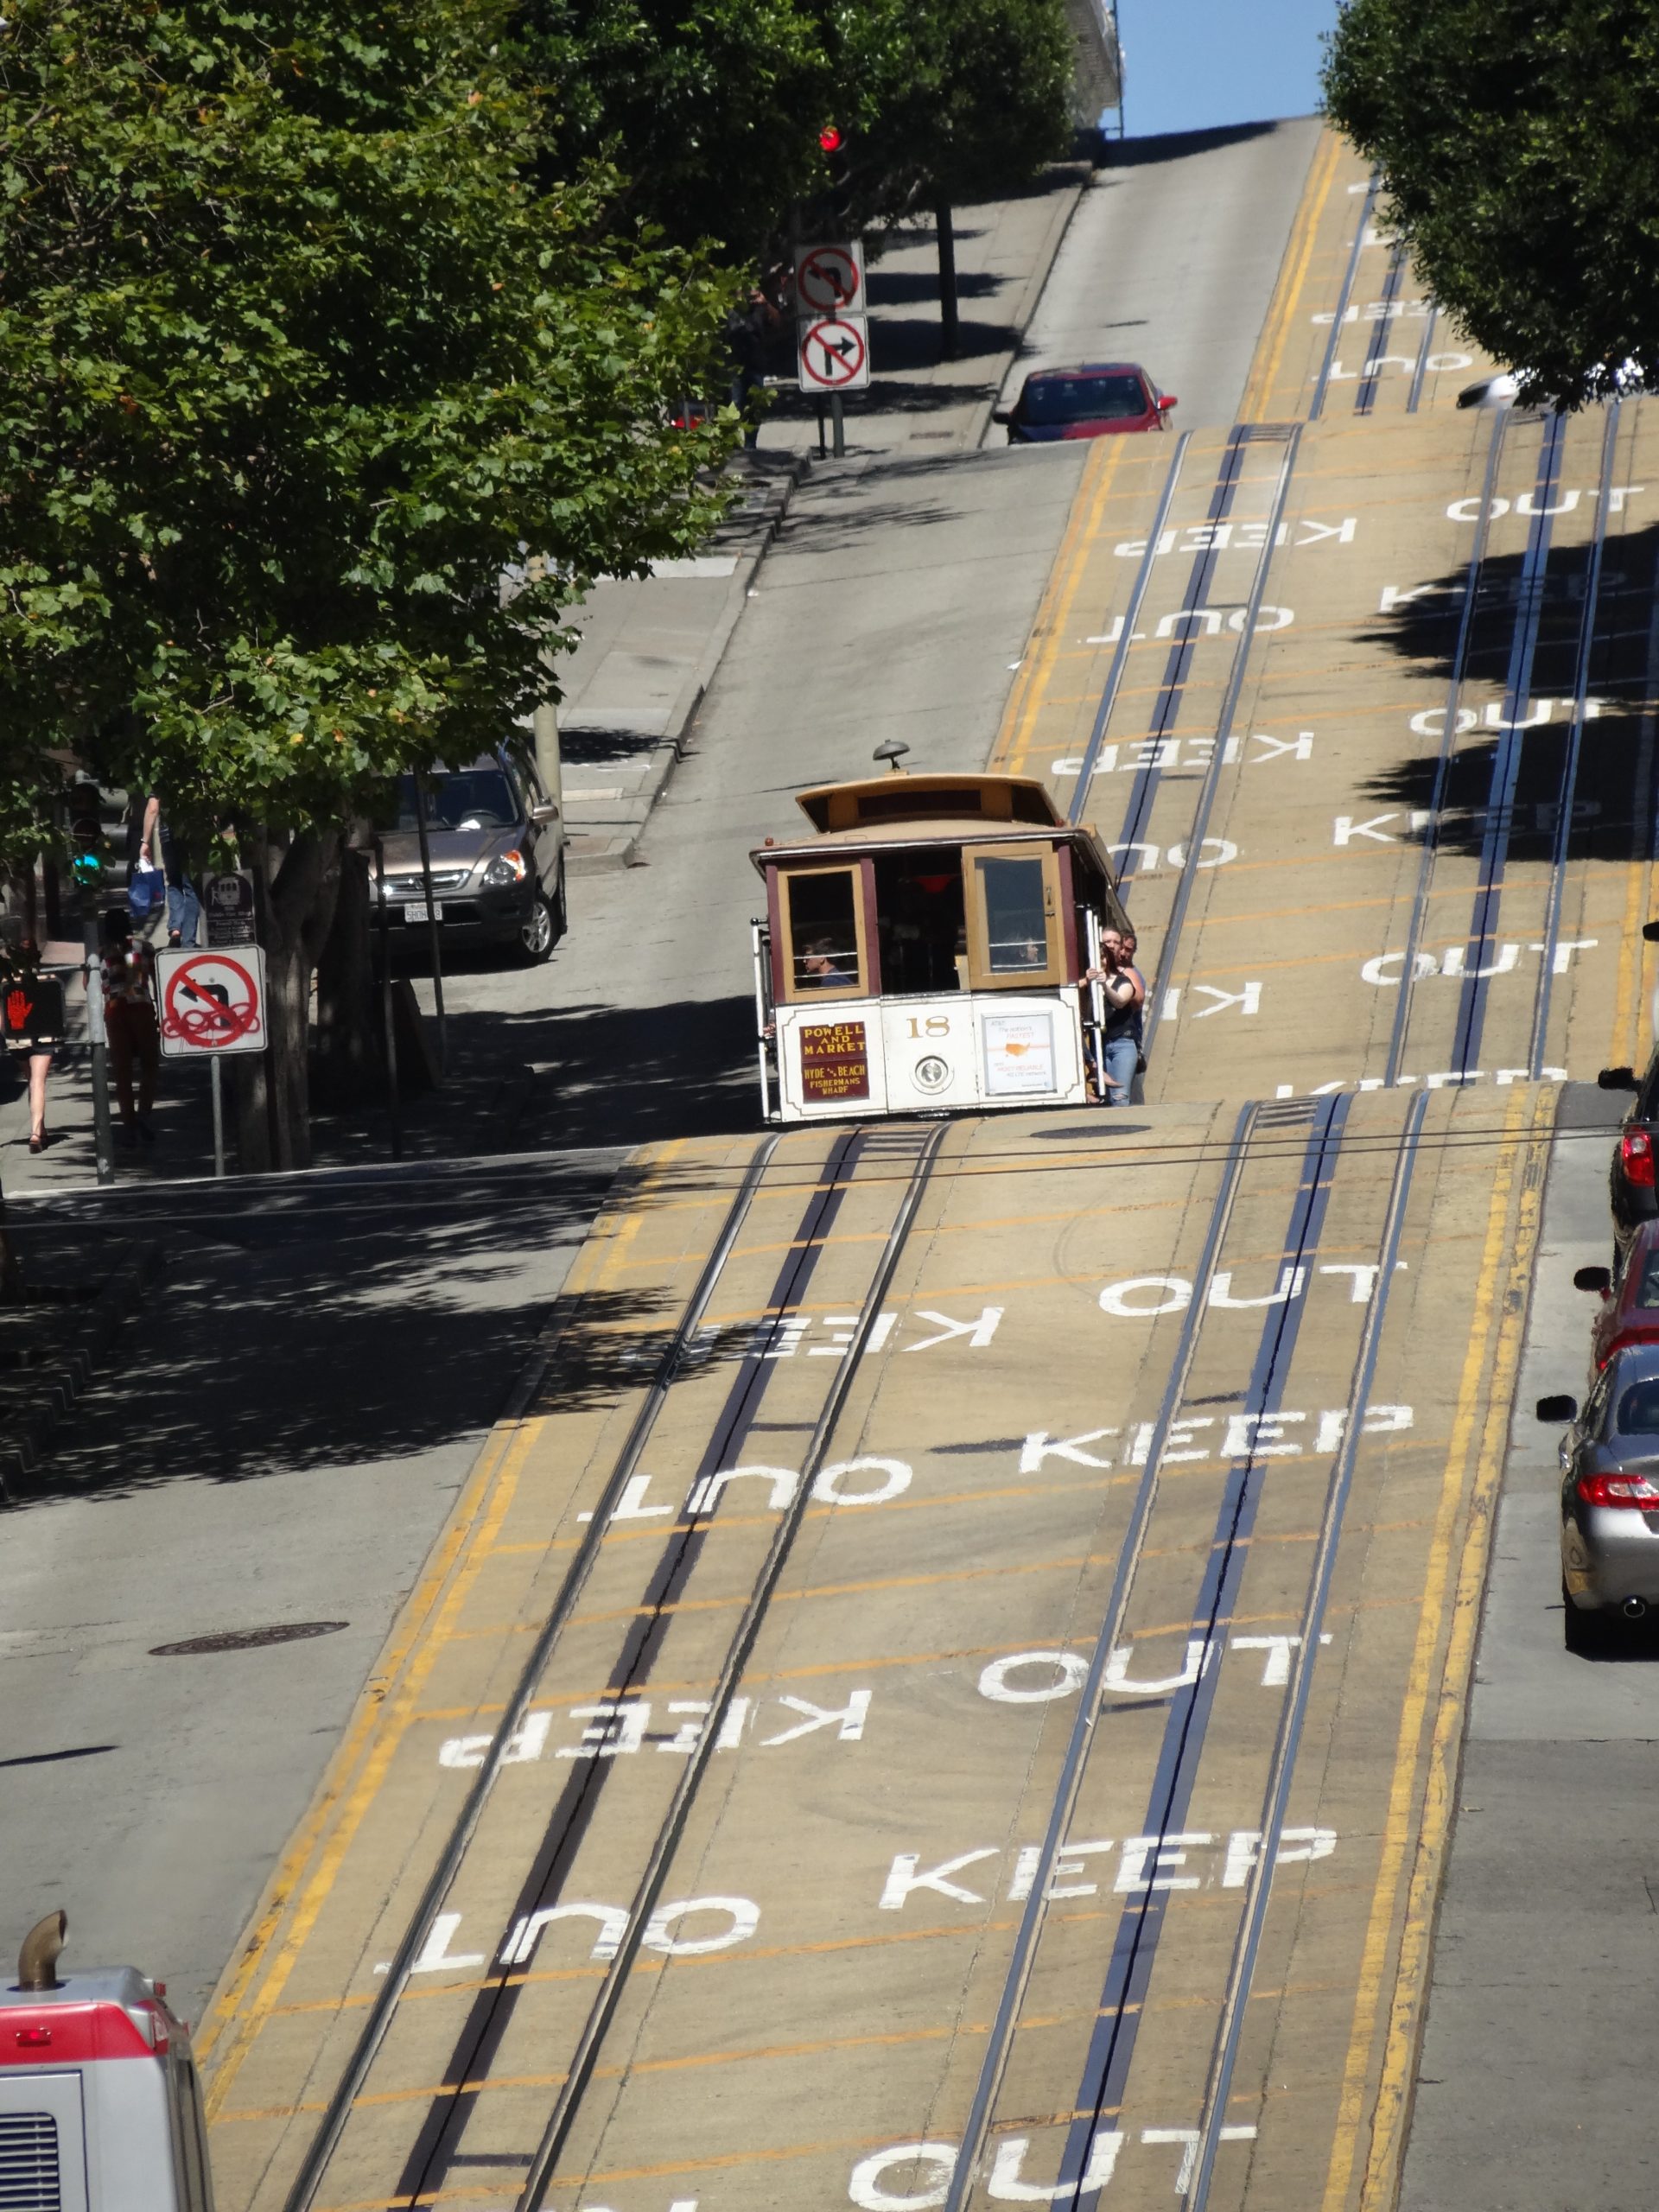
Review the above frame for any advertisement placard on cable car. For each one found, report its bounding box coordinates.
[799,1018,871,1103]
[982,1008,1057,1096]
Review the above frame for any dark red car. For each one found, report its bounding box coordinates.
[1577,1217,1659,1370]
[993,363,1178,444]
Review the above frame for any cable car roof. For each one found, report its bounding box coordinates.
[791,772,1066,835]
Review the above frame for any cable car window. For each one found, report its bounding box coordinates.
[873,852,964,995]
[964,845,1065,988]
[781,866,867,1001]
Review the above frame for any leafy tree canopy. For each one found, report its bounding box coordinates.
[0,0,744,842]
[514,0,1075,261]
[830,0,1075,232]
[1323,0,1659,408]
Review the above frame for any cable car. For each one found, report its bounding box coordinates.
[750,753,1130,1122]
[0,1911,214,2212]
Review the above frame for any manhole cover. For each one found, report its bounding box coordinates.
[149,1621,348,1657]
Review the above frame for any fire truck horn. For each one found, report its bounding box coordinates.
[16,1908,67,1991]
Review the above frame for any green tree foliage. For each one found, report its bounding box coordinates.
[1323,0,1659,408]
[515,0,1075,260]
[830,0,1075,235]
[514,0,834,257]
[0,0,742,1159]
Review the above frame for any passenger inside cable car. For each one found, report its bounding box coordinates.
[749,756,1131,1122]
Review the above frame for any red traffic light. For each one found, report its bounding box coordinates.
[818,124,843,154]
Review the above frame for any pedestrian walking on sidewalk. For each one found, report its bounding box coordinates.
[1,936,55,1154]
[134,791,201,947]
[99,906,161,1145]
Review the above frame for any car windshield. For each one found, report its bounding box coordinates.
[383,766,518,833]
[1637,1254,1659,1309]
[1022,374,1148,425]
[1616,1378,1659,1433]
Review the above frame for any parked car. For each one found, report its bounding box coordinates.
[372,748,566,964]
[1574,1219,1659,1370]
[1539,1344,1659,1651]
[1598,970,1659,1271]
[993,364,1177,443]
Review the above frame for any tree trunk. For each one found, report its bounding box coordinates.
[936,200,959,360]
[314,842,381,1109]
[231,826,345,1172]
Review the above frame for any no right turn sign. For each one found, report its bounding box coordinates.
[797,314,871,393]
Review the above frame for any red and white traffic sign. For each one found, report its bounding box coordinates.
[156,945,267,1058]
[798,313,871,392]
[794,240,865,316]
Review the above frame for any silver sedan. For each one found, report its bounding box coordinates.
[1539,1343,1659,1652]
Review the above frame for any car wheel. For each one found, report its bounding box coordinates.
[548,854,568,944]
[517,889,556,964]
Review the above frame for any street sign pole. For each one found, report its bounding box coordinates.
[410,767,447,1079]
[211,1054,225,1179]
[81,917,114,1187]
[831,393,846,458]
[373,835,402,1162]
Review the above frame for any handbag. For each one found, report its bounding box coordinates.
[128,858,165,922]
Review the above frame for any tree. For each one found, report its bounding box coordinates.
[0,0,743,1166]
[1323,0,1659,409]
[512,0,835,261]
[830,0,1074,232]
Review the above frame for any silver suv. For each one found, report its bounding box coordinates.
[373,748,566,963]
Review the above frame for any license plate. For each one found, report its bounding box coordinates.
[403,900,443,924]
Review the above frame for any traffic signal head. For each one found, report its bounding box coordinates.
[818,124,843,154]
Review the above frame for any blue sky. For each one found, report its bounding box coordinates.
[1117,0,1339,138]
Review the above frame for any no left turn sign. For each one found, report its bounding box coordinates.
[157,946,268,1058]
[797,314,871,393]
[795,241,865,315]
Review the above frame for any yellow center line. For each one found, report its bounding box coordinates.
[1241,129,1344,423]
[1319,1082,1550,2212]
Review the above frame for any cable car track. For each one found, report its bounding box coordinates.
[1388,394,1634,1090]
[277,1119,951,2209]
[940,1084,1437,2208]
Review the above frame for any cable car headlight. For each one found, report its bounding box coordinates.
[483,848,528,887]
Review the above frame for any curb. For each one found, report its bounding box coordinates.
[564,452,810,877]
[0,1237,163,1500]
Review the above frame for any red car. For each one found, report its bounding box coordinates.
[1577,1217,1659,1369]
[993,363,1178,443]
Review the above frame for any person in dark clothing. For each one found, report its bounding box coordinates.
[726,287,779,446]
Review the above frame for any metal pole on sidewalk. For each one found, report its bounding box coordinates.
[210,1054,225,1179]
[410,767,447,1078]
[830,393,845,459]
[82,918,114,1186]
[373,836,402,1161]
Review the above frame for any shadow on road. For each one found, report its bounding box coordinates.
[1355,521,1659,864]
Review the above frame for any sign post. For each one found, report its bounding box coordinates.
[156,945,268,1179]
[795,242,868,463]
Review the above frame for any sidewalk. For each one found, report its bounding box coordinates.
[553,162,1093,869]
[557,451,804,874]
